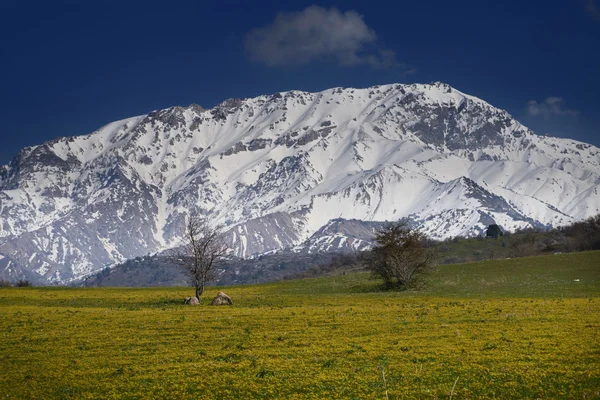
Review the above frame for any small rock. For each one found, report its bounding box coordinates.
[184,296,200,305]
[211,291,233,306]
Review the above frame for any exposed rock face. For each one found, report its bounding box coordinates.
[184,296,200,305]
[1,83,599,284]
[210,292,233,306]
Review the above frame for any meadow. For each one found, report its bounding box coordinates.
[1,251,599,399]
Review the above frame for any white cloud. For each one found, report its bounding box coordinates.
[245,5,412,71]
[527,97,579,118]
[586,0,600,20]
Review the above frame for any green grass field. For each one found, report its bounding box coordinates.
[1,252,599,399]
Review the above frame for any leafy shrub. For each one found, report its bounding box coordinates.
[365,222,437,289]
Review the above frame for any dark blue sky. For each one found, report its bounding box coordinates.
[1,0,598,166]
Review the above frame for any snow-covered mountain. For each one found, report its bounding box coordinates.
[1,82,599,284]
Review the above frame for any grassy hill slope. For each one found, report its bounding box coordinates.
[264,251,600,298]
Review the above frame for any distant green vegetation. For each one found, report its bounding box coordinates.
[435,214,600,265]
[1,251,599,399]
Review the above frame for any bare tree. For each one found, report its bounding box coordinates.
[366,222,437,289]
[169,216,229,300]
[509,233,538,258]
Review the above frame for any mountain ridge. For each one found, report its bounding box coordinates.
[1,82,599,284]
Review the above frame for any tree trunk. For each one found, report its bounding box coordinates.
[195,284,202,300]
